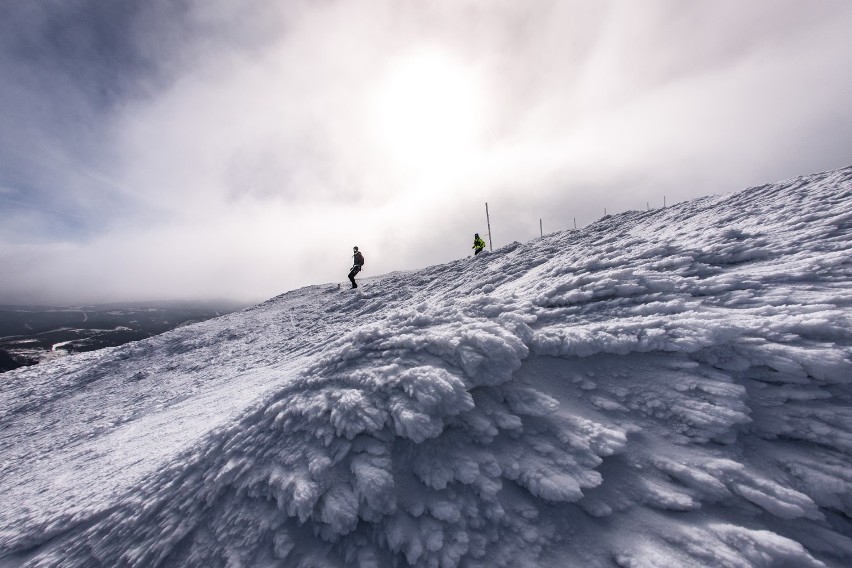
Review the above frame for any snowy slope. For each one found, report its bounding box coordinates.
[1,167,851,568]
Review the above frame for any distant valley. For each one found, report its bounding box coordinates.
[0,301,249,373]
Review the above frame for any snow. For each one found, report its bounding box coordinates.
[1,166,851,567]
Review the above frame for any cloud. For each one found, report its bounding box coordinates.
[2,0,852,304]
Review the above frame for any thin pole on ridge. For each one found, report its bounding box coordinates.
[540,218,543,237]
[485,202,493,251]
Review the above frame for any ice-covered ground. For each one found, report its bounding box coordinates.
[1,167,851,567]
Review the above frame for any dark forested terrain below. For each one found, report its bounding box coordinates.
[0,301,248,372]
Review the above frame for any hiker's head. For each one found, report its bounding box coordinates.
[353,246,359,252]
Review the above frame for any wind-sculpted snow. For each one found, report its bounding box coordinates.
[1,167,851,567]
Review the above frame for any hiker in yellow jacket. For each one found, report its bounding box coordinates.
[472,233,486,255]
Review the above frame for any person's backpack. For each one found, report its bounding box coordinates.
[355,251,365,266]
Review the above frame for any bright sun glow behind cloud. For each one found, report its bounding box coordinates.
[371,49,487,178]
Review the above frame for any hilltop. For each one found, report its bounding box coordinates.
[1,167,851,567]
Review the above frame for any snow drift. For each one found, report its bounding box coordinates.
[1,167,851,567]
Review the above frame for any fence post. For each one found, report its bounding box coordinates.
[485,202,493,251]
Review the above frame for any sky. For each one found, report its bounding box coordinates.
[1,0,851,306]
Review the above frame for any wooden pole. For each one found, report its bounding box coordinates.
[485,202,493,251]
[574,217,577,229]
[540,218,543,237]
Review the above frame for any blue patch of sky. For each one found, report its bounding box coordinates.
[0,184,94,242]
[0,173,167,245]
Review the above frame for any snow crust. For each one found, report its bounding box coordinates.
[1,167,851,567]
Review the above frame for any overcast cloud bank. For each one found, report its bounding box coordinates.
[1,0,851,304]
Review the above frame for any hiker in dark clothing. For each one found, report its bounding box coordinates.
[349,246,364,288]
[473,233,486,255]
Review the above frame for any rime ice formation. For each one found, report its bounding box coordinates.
[2,167,851,567]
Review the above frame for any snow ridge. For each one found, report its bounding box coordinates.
[1,167,851,567]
